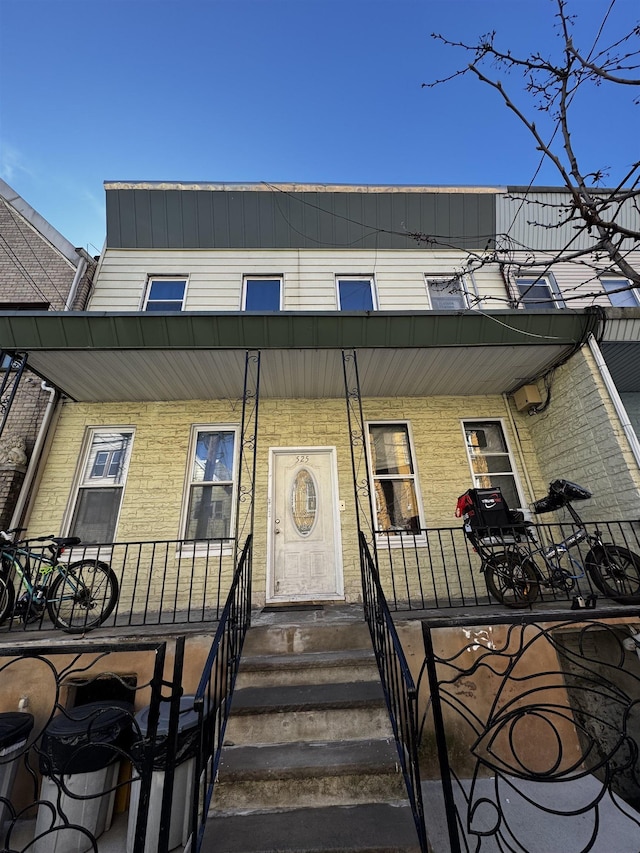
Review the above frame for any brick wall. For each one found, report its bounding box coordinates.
[0,196,96,527]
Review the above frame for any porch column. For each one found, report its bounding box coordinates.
[342,349,377,551]
[234,350,261,563]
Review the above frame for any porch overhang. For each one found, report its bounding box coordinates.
[599,309,640,394]
[0,310,599,401]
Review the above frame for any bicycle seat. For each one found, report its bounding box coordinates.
[50,536,82,547]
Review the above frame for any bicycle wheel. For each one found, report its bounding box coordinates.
[0,573,15,625]
[47,560,119,633]
[485,551,539,608]
[586,545,640,603]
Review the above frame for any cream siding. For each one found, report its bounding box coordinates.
[89,249,507,313]
[505,251,640,310]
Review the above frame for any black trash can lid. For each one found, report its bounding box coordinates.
[136,695,199,736]
[40,701,134,775]
[0,712,34,749]
[45,701,132,739]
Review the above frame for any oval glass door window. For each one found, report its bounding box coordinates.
[291,469,318,536]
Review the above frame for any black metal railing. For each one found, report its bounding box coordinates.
[359,531,428,852]
[1,535,237,633]
[418,610,640,853]
[0,535,252,853]
[375,519,640,611]
[186,533,253,852]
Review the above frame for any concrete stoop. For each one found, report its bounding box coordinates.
[201,606,421,853]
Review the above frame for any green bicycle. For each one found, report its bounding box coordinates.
[0,528,119,633]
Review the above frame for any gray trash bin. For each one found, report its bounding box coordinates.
[35,701,133,853]
[0,712,34,835]
[126,695,200,853]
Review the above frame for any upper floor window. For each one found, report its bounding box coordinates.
[143,278,187,311]
[69,429,134,543]
[516,275,563,309]
[337,277,376,311]
[366,422,422,534]
[243,277,282,311]
[462,420,524,511]
[425,276,468,310]
[600,278,640,307]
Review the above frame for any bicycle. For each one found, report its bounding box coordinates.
[0,528,119,633]
[457,479,640,608]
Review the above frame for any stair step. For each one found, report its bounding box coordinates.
[230,681,386,714]
[236,649,379,688]
[214,739,405,810]
[242,622,371,655]
[225,682,392,744]
[202,802,422,852]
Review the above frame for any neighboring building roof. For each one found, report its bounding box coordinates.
[0,179,85,267]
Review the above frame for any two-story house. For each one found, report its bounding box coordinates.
[0,181,638,619]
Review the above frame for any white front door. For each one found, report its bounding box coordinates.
[267,447,344,602]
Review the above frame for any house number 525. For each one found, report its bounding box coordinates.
[296,455,309,463]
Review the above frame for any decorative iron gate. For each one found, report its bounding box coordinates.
[418,610,640,852]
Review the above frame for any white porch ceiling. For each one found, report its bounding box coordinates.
[25,345,571,402]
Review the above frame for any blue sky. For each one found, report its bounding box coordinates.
[1,0,638,254]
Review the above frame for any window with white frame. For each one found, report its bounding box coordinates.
[516,275,563,309]
[242,277,282,311]
[183,427,238,541]
[143,278,187,311]
[600,278,640,307]
[462,420,524,510]
[426,275,468,310]
[337,277,376,311]
[69,429,134,543]
[367,423,422,533]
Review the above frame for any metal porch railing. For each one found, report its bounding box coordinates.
[0,535,253,853]
[374,518,640,612]
[359,531,428,852]
[1,536,238,633]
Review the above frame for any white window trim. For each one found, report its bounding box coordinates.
[336,276,378,311]
[365,419,426,544]
[460,418,527,512]
[241,276,283,311]
[515,273,564,309]
[600,277,640,307]
[425,274,470,310]
[63,426,135,545]
[141,276,189,311]
[178,423,240,557]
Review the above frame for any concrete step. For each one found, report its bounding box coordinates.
[224,681,393,745]
[201,802,422,853]
[214,738,405,810]
[236,648,379,688]
[242,621,371,656]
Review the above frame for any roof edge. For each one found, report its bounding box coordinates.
[0,179,84,267]
[103,181,506,194]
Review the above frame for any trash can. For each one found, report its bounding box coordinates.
[35,701,133,853]
[126,695,200,853]
[0,712,34,833]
